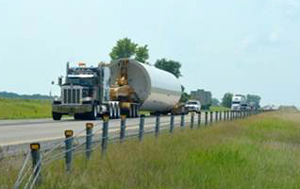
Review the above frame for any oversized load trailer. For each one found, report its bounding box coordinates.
[52,58,182,120]
[190,89,212,110]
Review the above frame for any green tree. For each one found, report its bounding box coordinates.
[154,58,182,78]
[109,38,138,60]
[135,45,149,63]
[212,98,220,106]
[246,94,261,108]
[179,85,189,103]
[109,38,149,63]
[221,93,233,108]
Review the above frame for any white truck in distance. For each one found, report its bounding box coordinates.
[231,94,248,111]
[185,100,201,113]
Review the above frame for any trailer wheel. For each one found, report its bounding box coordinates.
[115,104,120,119]
[133,104,139,117]
[128,105,133,118]
[135,105,140,117]
[52,112,62,121]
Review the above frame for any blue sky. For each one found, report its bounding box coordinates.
[0,0,299,106]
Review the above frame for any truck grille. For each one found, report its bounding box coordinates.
[63,88,81,104]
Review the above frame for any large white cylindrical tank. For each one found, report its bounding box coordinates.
[110,59,182,112]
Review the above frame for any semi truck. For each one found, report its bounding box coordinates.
[190,89,212,110]
[52,58,182,120]
[231,94,248,111]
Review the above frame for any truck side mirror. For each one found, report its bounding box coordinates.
[58,77,62,86]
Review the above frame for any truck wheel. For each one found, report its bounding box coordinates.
[109,104,115,119]
[74,114,82,120]
[88,105,97,120]
[52,112,62,121]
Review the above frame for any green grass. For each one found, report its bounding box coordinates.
[0,98,51,119]
[209,106,230,112]
[2,111,300,188]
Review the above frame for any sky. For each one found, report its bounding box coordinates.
[0,0,299,106]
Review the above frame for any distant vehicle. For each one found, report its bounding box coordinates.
[190,89,212,110]
[52,58,182,120]
[185,100,201,113]
[231,94,248,111]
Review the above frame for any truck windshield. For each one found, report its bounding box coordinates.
[67,77,96,86]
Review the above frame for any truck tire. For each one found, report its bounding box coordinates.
[52,112,62,121]
[88,105,97,120]
[74,114,83,120]
[109,104,114,119]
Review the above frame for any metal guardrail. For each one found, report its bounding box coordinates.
[13,110,263,189]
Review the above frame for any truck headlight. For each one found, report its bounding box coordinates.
[81,97,92,104]
[53,97,62,105]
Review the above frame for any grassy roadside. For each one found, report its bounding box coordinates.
[209,106,230,112]
[2,111,300,188]
[0,98,52,120]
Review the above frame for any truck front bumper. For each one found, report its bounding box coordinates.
[52,104,93,114]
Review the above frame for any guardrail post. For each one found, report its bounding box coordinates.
[170,114,175,133]
[101,114,109,157]
[230,111,233,121]
[30,143,41,184]
[86,123,93,159]
[215,111,218,122]
[227,111,230,120]
[190,112,195,129]
[64,130,74,172]
[197,112,201,128]
[120,115,126,143]
[139,114,145,141]
[205,111,208,126]
[219,111,222,121]
[210,111,213,125]
[155,114,160,137]
[180,113,185,129]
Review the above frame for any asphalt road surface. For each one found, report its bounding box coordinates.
[0,112,222,157]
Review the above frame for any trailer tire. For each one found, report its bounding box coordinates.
[52,112,62,121]
[115,105,120,119]
[133,104,139,117]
